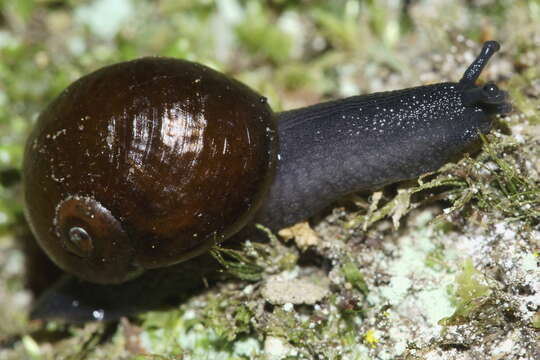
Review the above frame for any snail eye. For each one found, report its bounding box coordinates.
[483,83,499,95]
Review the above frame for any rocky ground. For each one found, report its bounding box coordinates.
[0,0,538,359]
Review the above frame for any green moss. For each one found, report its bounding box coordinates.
[439,258,491,326]
[132,355,176,360]
[201,296,254,341]
[211,246,265,282]
[235,1,292,64]
[424,244,450,272]
[532,312,540,329]
[310,4,363,52]
[140,310,185,355]
[341,260,369,295]
[507,70,540,125]
[210,225,299,282]
[1,0,37,23]
[453,259,491,302]
[432,134,540,226]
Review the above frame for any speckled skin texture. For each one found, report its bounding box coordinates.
[258,84,494,230]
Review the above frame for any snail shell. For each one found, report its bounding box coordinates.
[23,58,277,284]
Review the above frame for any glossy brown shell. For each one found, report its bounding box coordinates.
[23,58,277,284]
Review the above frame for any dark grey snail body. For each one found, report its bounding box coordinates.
[259,84,502,230]
[28,41,511,322]
[256,41,510,230]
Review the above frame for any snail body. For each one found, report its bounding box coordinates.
[24,41,511,319]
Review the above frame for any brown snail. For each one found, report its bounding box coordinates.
[24,41,510,293]
[24,58,277,284]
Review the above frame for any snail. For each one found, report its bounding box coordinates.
[24,41,510,321]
